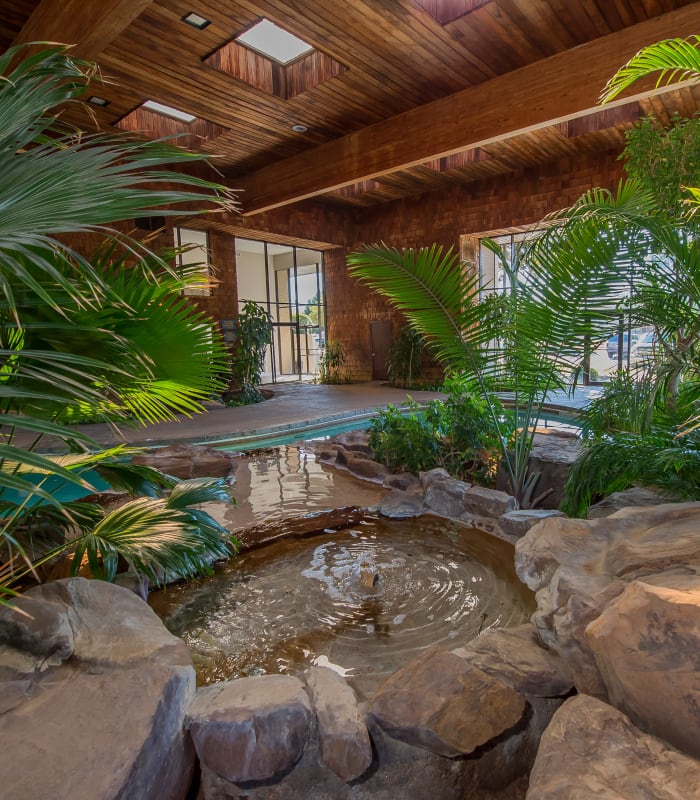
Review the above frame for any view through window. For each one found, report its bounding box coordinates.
[234,238,325,382]
[479,231,655,385]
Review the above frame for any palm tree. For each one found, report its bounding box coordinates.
[600,35,700,104]
[347,217,630,505]
[0,44,239,601]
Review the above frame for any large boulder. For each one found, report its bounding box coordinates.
[452,623,573,698]
[377,489,424,518]
[463,486,517,517]
[423,475,472,518]
[586,574,700,760]
[369,644,526,757]
[0,578,195,800]
[131,443,239,479]
[587,486,670,518]
[527,694,700,799]
[514,502,700,697]
[305,666,372,781]
[187,675,312,784]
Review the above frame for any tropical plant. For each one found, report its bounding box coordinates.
[386,325,424,388]
[226,300,272,405]
[600,35,700,105]
[317,341,348,384]
[348,224,629,506]
[0,44,239,602]
[601,33,700,435]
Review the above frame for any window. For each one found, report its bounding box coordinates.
[174,228,211,297]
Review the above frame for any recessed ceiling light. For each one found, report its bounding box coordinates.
[143,100,196,123]
[291,124,308,133]
[236,18,314,65]
[182,11,211,30]
[88,96,110,107]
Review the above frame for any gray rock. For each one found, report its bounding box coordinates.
[187,675,312,783]
[587,575,700,759]
[377,489,424,518]
[453,623,573,697]
[0,593,73,664]
[383,472,420,491]
[423,476,471,518]
[0,578,195,800]
[305,666,372,781]
[463,485,517,517]
[369,644,526,757]
[587,487,670,518]
[527,694,700,799]
[419,468,451,489]
[499,509,566,538]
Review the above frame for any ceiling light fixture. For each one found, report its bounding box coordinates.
[88,96,110,107]
[143,100,197,123]
[291,123,308,133]
[182,11,211,30]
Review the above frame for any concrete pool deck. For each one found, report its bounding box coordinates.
[71,381,448,450]
[43,380,601,452]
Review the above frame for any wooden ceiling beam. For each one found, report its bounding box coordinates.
[13,0,154,59]
[236,4,700,216]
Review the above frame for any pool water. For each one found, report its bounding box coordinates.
[150,515,534,701]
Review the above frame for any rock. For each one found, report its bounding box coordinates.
[499,509,566,539]
[369,645,526,757]
[527,694,700,799]
[332,431,372,451]
[305,666,372,781]
[383,472,420,491]
[419,468,451,489]
[514,503,700,698]
[377,489,424,518]
[316,444,344,463]
[0,594,73,664]
[187,675,312,784]
[587,486,670,518]
[0,578,195,800]
[463,486,517,517]
[586,575,700,759]
[453,623,573,697]
[338,452,391,483]
[132,443,238,479]
[423,476,471,518]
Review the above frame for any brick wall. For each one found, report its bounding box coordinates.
[55,148,625,383]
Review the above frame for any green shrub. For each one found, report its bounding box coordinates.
[368,379,507,483]
[317,341,348,384]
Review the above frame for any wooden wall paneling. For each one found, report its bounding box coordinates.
[14,0,155,58]
[234,4,700,214]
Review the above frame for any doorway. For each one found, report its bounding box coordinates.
[370,320,393,381]
[235,238,326,383]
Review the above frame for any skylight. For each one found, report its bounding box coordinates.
[235,18,314,64]
[143,100,196,123]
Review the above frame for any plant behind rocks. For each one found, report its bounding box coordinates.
[368,380,508,484]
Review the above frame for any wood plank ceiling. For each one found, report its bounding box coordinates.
[2,0,699,215]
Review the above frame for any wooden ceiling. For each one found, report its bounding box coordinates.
[3,0,700,216]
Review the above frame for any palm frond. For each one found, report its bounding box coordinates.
[600,36,700,104]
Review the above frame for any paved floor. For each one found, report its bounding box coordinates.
[73,381,447,449]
